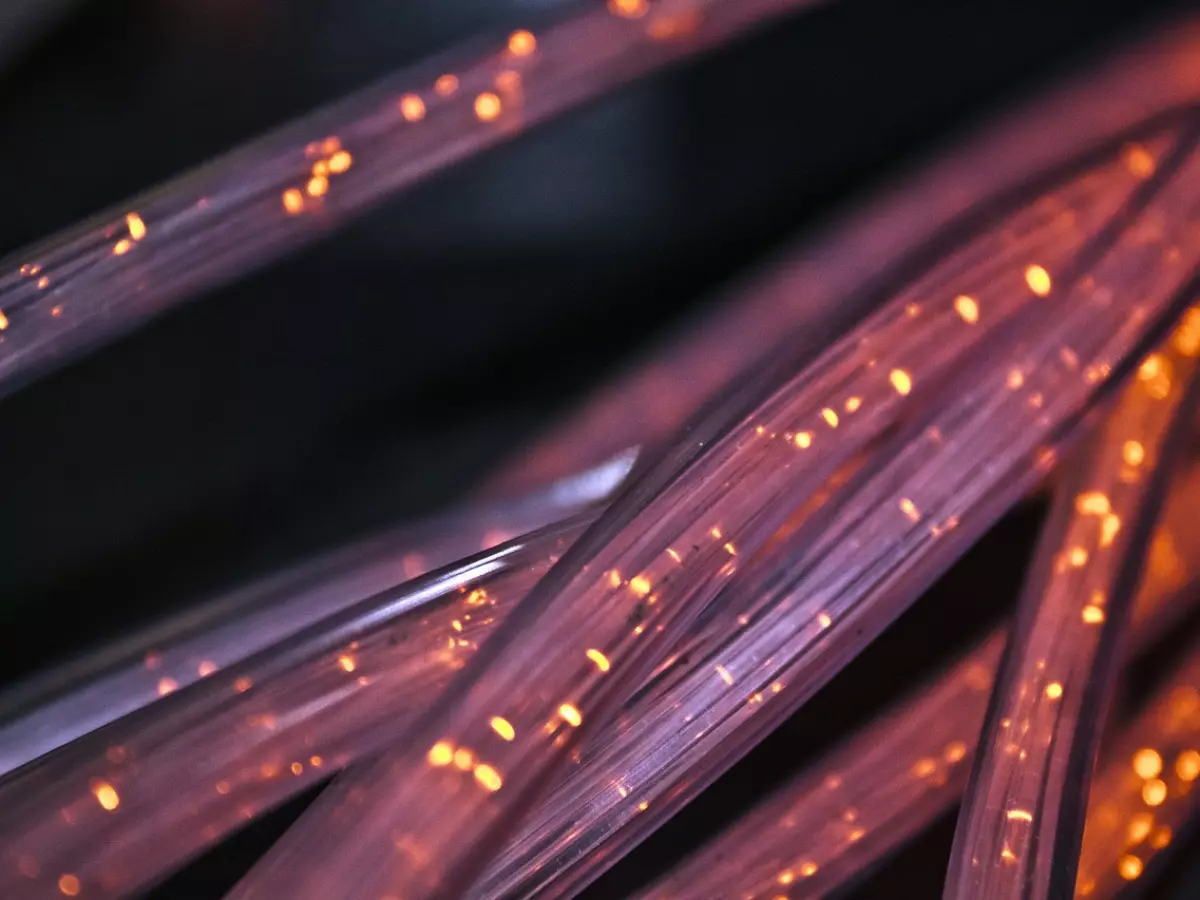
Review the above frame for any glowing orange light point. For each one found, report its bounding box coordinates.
[282,189,304,214]
[508,30,537,56]
[475,92,503,121]
[400,94,427,122]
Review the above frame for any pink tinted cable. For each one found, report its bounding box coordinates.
[0,0,828,400]
[943,316,1200,893]
[0,517,590,900]
[227,114,1200,899]
[635,333,1200,900]
[0,452,632,779]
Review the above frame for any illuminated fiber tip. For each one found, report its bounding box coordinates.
[821,407,839,426]
[586,648,611,672]
[399,93,426,121]
[800,862,818,877]
[817,612,832,629]
[90,780,120,811]
[845,396,863,412]
[309,755,324,767]
[899,498,920,522]
[58,874,81,896]
[1025,265,1052,296]
[474,764,503,792]
[1151,825,1174,849]
[559,703,583,727]
[496,70,522,93]
[489,716,516,741]
[1000,846,1018,863]
[666,547,682,563]
[777,871,794,885]
[1007,369,1025,389]
[1124,143,1157,178]
[794,430,813,449]
[1123,440,1145,466]
[711,526,723,539]
[715,665,734,686]
[474,92,502,121]
[1143,779,1168,806]
[306,175,329,197]
[1045,682,1064,700]
[608,0,649,17]
[157,677,177,696]
[113,238,133,256]
[1006,809,1033,822]
[338,654,356,673]
[197,660,217,677]
[1100,514,1121,547]
[0,310,8,330]
[282,189,304,214]
[1176,749,1200,781]
[724,542,737,556]
[1082,605,1105,624]
[630,575,652,597]
[126,212,147,241]
[945,741,968,763]
[889,368,913,395]
[912,758,937,777]
[454,748,475,770]
[427,741,453,767]
[312,160,329,177]
[1074,491,1111,515]
[1119,855,1144,880]
[849,827,865,842]
[320,136,340,155]
[1128,812,1153,843]
[508,30,537,56]
[1068,546,1089,567]
[954,294,979,324]
[328,150,352,173]
[234,676,253,693]
[434,74,459,96]
[290,762,303,776]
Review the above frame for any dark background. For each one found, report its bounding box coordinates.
[2,0,1200,896]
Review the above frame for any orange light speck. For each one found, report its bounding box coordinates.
[821,407,839,427]
[58,874,81,896]
[945,741,968,763]
[1081,605,1105,624]
[198,660,217,677]
[608,0,649,17]
[454,748,475,770]
[495,70,522,93]
[1045,682,1064,700]
[490,716,516,741]
[912,758,937,777]
[37,276,49,289]
[328,150,352,173]
[1143,778,1167,806]
[953,295,979,324]
[1100,514,1121,547]
[157,677,178,696]
[1068,547,1088,567]
[1123,440,1145,466]
[282,189,304,214]
[1025,265,1052,296]
[794,431,813,449]
[1119,855,1144,880]
[113,238,133,256]
[1074,492,1111,516]
[306,175,329,198]
[800,862,818,877]
[320,137,341,155]
[817,612,832,629]
[309,755,324,767]
[126,213,146,241]
[312,160,329,177]
[234,676,253,693]
[290,761,304,776]
[474,763,503,792]
[845,396,862,413]
[559,703,583,727]
[1124,143,1157,179]
[1134,748,1164,779]
[715,664,734,686]
[1176,749,1200,781]
[900,498,920,522]
[435,74,459,96]
[474,92,503,121]
[0,310,8,331]
[400,94,427,121]
[587,648,611,672]
[889,368,913,396]
[508,30,537,56]
[630,575,651,597]
[1007,369,1024,389]
[427,741,453,767]
[777,871,794,885]
[91,780,120,811]
[338,654,356,673]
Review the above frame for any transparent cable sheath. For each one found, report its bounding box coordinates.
[0,0,829,400]
[467,224,1200,900]
[943,298,1200,894]
[0,452,632,780]
[633,318,1200,900]
[0,516,590,900]
[225,111,1200,900]
[1075,645,1200,897]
